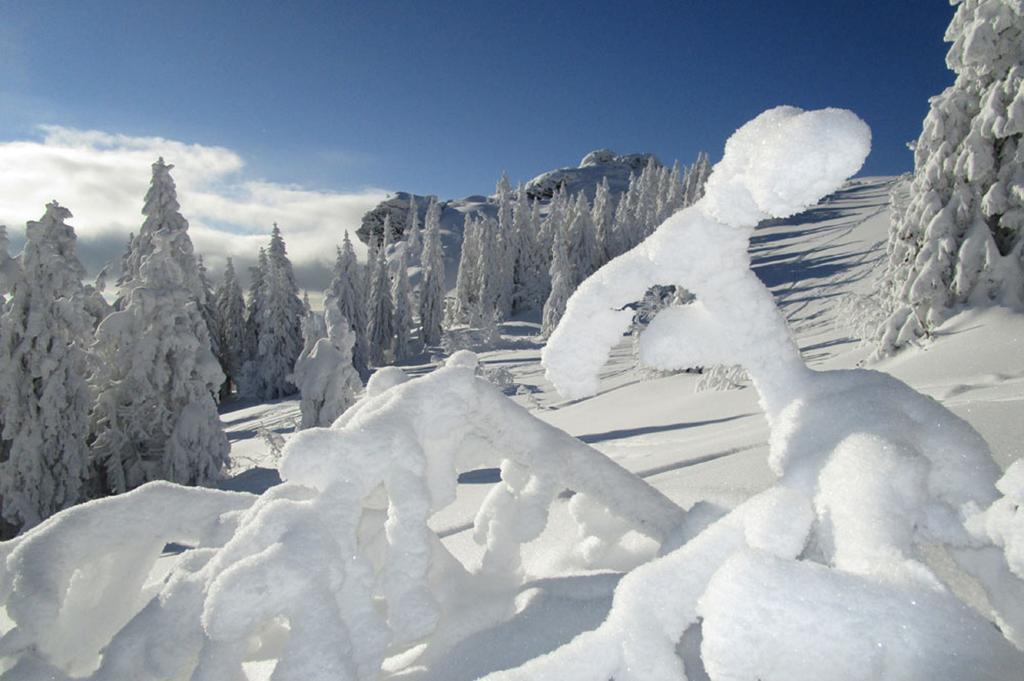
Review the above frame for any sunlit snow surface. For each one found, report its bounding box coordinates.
[2,107,1023,681]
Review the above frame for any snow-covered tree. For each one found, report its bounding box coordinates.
[0,202,92,531]
[494,173,515,319]
[90,229,228,495]
[0,225,19,303]
[239,247,268,396]
[451,212,481,325]
[255,225,304,399]
[877,0,1024,354]
[541,224,572,338]
[82,264,113,329]
[418,198,446,347]
[392,248,415,361]
[566,192,602,287]
[382,214,396,250]
[213,257,246,399]
[405,195,421,261]
[196,255,222,398]
[294,295,363,428]
[476,214,504,336]
[329,232,369,376]
[116,158,205,304]
[511,186,543,312]
[366,244,394,366]
[592,176,615,265]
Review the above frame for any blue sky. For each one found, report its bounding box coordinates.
[2,1,955,198]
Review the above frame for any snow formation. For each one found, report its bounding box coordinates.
[534,105,1024,679]
[3,106,1023,681]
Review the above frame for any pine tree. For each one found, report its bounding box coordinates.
[451,213,481,325]
[366,244,394,366]
[566,192,601,287]
[476,214,504,332]
[877,0,1024,354]
[294,294,362,429]
[382,214,396,250]
[494,173,515,319]
[418,198,446,347]
[511,186,542,313]
[329,232,370,376]
[256,224,304,399]
[213,257,246,399]
[0,202,92,530]
[405,195,421,261]
[90,230,228,495]
[116,158,205,303]
[0,225,18,302]
[541,224,572,339]
[240,247,268,396]
[196,255,223,398]
[392,247,415,361]
[592,176,615,265]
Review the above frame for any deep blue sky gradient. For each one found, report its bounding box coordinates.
[1,1,956,198]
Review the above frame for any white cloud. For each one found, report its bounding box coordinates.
[0,126,388,289]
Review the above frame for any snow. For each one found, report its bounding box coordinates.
[2,106,1023,680]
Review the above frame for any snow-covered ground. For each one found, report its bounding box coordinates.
[212,172,1024,679]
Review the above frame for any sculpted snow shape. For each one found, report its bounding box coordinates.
[515,106,1024,680]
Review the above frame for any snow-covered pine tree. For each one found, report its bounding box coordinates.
[566,192,601,287]
[494,173,515,319]
[451,212,481,325]
[511,185,543,312]
[611,181,634,255]
[405,195,421,262]
[116,158,206,304]
[0,225,19,303]
[213,257,246,399]
[90,229,228,495]
[541,223,572,339]
[255,225,305,399]
[682,151,712,207]
[366,243,394,366]
[83,264,113,329]
[294,294,362,429]
[240,247,268,396]
[592,176,615,266]
[329,232,370,376]
[382,214,395,250]
[419,198,446,347]
[196,255,223,398]
[392,247,415,361]
[476,214,504,334]
[877,0,1024,354]
[0,202,92,531]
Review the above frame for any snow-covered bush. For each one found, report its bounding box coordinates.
[294,296,363,428]
[528,105,1024,679]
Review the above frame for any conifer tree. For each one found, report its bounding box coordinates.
[366,244,394,366]
[877,0,1024,353]
[116,158,205,304]
[0,202,92,530]
[541,225,572,339]
[392,247,415,361]
[405,195,421,261]
[0,225,18,302]
[566,192,601,287]
[213,257,246,399]
[494,173,515,319]
[196,255,222,398]
[592,176,615,265]
[255,224,304,398]
[329,232,369,376]
[418,198,446,346]
[240,247,268,396]
[451,213,481,325]
[476,214,504,331]
[91,231,228,494]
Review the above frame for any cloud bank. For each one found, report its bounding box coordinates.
[0,126,388,291]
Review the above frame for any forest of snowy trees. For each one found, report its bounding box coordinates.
[0,142,714,533]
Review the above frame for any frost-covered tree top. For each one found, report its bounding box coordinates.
[118,158,205,303]
[877,0,1024,353]
[0,202,92,531]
